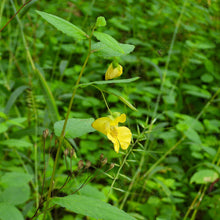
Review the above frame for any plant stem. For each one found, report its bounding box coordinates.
[153,0,188,119]
[42,36,92,220]
[120,120,155,209]
[106,126,148,202]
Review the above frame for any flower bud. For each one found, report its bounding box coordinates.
[109,163,115,170]
[78,160,84,170]
[85,160,92,169]
[43,129,49,139]
[100,153,104,161]
[95,16,106,27]
[101,157,108,166]
[70,148,75,158]
[64,148,69,157]
[105,63,123,80]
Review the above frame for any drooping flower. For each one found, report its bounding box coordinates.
[92,113,132,153]
[105,63,123,80]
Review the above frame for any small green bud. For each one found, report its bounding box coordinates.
[96,16,106,27]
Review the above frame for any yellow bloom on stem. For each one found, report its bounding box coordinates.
[92,113,132,153]
[105,63,123,80]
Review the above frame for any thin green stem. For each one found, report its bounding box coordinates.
[153,0,188,119]
[120,121,155,209]
[106,126,148,202]
[0,0,32,32]
[42,34,93,220]
[190,185,207,220]
[92,85,112,114]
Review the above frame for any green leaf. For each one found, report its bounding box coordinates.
[79,184,106,200]
[4,86,28,115]
[36,10,87,40]
[92,42,135,57]
[54,118,95,138]
[53,195,136,220]
[0,123,8,133]
[184,128,201,144]
[0,203,24,220]
[0,139,33,148]
[93,32,125,54]
[79,77,139,87]
[186,40,216,49]
[190,169,219,184]
[0,185,30,205]
[1,172,33,187]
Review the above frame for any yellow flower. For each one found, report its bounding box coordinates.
[92,113,132,153]
[105,63,123,80]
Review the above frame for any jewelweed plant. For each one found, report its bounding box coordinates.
[0,0,220,220]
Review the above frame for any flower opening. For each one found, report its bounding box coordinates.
[92,113,132,153]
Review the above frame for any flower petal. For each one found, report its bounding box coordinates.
[107,132,120,153]
[110,113,126,126]
[105,63,123,80]
[116,126,132,150]
[92,117,111,135]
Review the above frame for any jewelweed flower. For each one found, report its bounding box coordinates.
[92,113,132,153]
[105,63,123,80]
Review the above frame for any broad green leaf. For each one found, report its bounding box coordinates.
[0,185,30,205]
[175,114,204,132]
[190,169,219,184]
[79,185,106,200]
[0,139,33,148]
[53,195,136,220]
[78,77,139,87]
[6,117,27,128]
[184,128,201,144]
[186,40,216,49]
[1,172,33,187]
[0,203,24,220]
[93,32,125,54]
[92,42,135,57]
[4,86,28,115]
[54,118,95,138]
[182,84,211,99]
[185,90,211,99]
[36,10,87,40]
[201,73,213,83]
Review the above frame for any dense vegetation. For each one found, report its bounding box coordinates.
[0,0,219,219]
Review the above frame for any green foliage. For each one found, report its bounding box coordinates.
[36,10,88,40]
[54,118,95,138]
[96,16,107,27]
[53,194,136,220]
[0,0,219,219]
[0,203,24,220]
[190,169,219,184]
